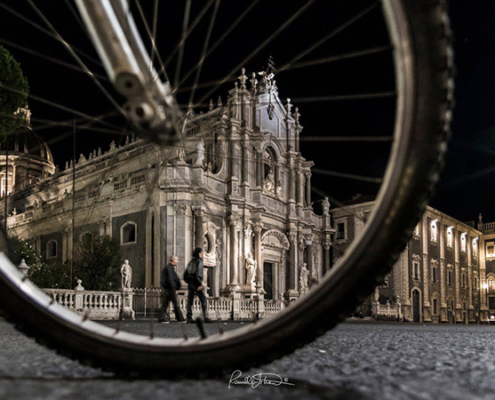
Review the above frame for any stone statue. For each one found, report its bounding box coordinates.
[109,140,116,152]
[263,171,275,195]
[177,147,186,162]
[245,252,257,291]
[322,197,330,215]
[299,263,309,295]
[121,259,132,289]
[195,139,205,166]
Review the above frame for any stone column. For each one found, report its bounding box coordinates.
[467,236,473,320]
[422,214,431,321]
[289,166,295,201]
[230,131,240,194]
[295,170,300,205]
[192,206,204,249]
[285,231,298,301]
[439,221,447,322]
[306,238,313,286]
[229,215,240,289]
[241,221,253,287]
[323,241,331,274]
[479,235,488,321]
[455,230,462,322]
[241,141,249,184]
[305,172,311,206]
[253,221,263,290]
[401,247,410,303]
[256,149,263,188]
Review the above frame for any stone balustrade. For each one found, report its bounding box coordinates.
[373,301,402,321]
[43,285,285,322]
[44,288,122,320]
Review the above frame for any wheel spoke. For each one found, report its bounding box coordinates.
[191,0,317,109]
[1,113,124,136]
[0,38,109,81]
[183,0,221,121]
[311,185,368,222]
[155,0,217,82]
[286,45,393,71]
[174,0,262,94]
[150,0,160,68]
[300,136,393,142]
[0,2,102,68]
[279,2,379,72]
[292,92,396,103]
[174,0,192,88]
[312,168,383,184]
[26,0,127,118]
[132,0,170,82]
[0,82,120,129]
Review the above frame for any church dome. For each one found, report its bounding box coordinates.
[0,109,55,195]
[0,127,54,163]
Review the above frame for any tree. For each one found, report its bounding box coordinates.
[0,45,29,139]
[8,237,70,289]
[73,232,122,291]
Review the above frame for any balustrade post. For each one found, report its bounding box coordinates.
[74,279,84,314]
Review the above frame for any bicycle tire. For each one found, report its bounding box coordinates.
[0,0,453,378]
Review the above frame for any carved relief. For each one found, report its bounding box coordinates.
[228,214,240,226]
[173,203,187,216]
[261,229,290,251]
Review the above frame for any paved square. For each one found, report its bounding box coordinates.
[1,319,495,400]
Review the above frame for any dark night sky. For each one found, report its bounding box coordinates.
[0,0,494,224]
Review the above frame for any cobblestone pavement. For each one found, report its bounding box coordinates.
[2,319,495,400]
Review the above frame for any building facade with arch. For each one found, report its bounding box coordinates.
[332,199,495,323]
[2,68,333,301]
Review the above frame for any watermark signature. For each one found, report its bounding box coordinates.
[228,370,295,389]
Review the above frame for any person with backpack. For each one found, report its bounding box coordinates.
[184,247,208,323]
[158,255,185,323]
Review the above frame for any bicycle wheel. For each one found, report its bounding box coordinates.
[0,0,453,377]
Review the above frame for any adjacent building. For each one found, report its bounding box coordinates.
[333,197,494,323]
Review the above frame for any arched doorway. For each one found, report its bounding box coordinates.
[412,289,420,322]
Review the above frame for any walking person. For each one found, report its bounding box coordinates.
[184,247,209,323]
[158,255,185,323]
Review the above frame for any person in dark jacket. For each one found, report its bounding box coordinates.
[185,247,208,323]
[158,255,185,323]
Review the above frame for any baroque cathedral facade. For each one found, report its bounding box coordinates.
[2,68,333,302]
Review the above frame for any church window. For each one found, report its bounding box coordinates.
[433,299,438,315]
[46,240,57,259]
[446,226,454,248]
[472,237,478,256]
[121,222,137,245]
[0,168,13,197]
[432,266,438,283]
[430,219,438,242]
[413,261,420,280]
[448,270,453,286]
[460,233,467,253]
[337,223,345,240]
[487,243,495,258]
[205,136,222,174]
